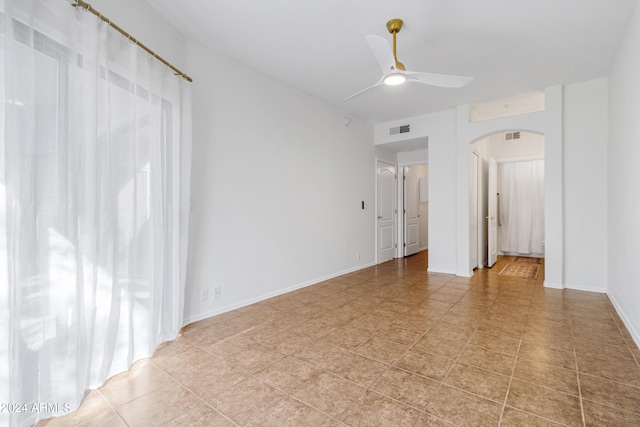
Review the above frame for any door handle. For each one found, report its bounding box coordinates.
[378,216,383,219]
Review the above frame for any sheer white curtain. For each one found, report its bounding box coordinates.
[1,0,192,425]
[500,160,545,255]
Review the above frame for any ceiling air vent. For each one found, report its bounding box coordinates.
[505,131,521,140]
[389,124,411,135]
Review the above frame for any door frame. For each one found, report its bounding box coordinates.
[470,135,545,270]
[397,160,428,258]
[375,158,397,264]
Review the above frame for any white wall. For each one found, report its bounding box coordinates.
[563,79,608,292]
[184,40,375,323]
[423,110,458,273]
[608,1,640,346]
[487,132,544,161]
[397,149,428,164]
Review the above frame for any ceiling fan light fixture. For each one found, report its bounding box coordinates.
[384,72,406,86]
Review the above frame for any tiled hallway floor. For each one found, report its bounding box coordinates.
[39,253,640,426]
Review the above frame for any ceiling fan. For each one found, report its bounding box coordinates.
[344,19,474,101]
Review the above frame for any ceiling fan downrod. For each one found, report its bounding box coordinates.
[386,18,406,71]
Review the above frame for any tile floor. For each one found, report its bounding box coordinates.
[38,253,640,426]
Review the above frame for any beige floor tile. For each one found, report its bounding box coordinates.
[247,396,335,426]
[500,407,565,426]
[255,356,322,394]
[99,360,177,407]
[210,376,286,425]
[521,330,574,352]
[580,373,640,414]
[160,402,234,426]
[582,399,640,427]
[115,382,203,426]
[513,357,580,396]
[395,348,455,381]
[413,333,468,359]
[328,351,389,386]
[354,336,409,364]
[338,390,421,427]
[506,379,583,426]
[425,385,502,426]
[202,333,260,358]
[36,391,125,427]
[517,341,577,370]
[370,367,440,409]
[427,323,476,342]
[173,358,250,399]
[373,324,423,346]
[292,371,365,417]
[457,344,516,376]
[181,321,247,347]
[324,326,373,350]
[223,342,285,374]
[413,412,458,426]
[576,352,640,387]
[469,331,520,356]
[444,362,511,402]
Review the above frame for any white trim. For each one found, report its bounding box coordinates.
[563,283,607,293]
[496,156,545,163]
[607,293,640,350]
[398,159,429,167]
[182,262,376,327]
[543,280,564,289]
[397,166,405,258]
[428,267,457,275]
[397,161,429,259]
[375,158,397,264]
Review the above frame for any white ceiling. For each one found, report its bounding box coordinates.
[146,0,638,124]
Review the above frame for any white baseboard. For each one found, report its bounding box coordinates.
[543,280,564,289]
[182,262,376,327]
[563,283,607,294]
[607,293,640,350]
[456,271,474,278]
[427,267,457,275]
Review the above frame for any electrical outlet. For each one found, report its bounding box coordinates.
[201,288,209,302]
[213,286,222,300]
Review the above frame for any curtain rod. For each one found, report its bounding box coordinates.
[71,0,193,82]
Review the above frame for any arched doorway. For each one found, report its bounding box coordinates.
[469,131,545,272]
[455,86,564,288]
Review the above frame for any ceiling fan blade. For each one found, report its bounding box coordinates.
[405,71,474,88]
[365,35,395,73]
[343,77,385,101]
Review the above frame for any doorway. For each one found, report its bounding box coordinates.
[399,164,428,257]
[470,131,545,270]
[376,160,396,263]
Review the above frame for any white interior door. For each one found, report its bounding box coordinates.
[470,153,479,270]
[487,158,498,267]
[377,161,396,263]
[404,167,420,256]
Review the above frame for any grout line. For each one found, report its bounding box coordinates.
[496,269,533,427]
[55,255,635,427]
[95,389,130,427]
[568,307,587,427]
